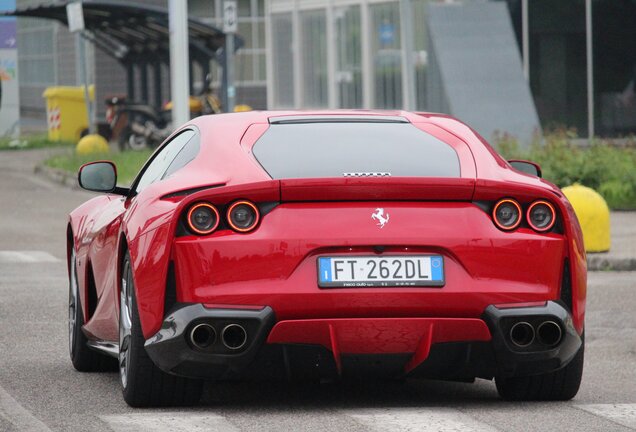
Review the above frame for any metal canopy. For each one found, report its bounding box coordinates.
[3,0,242,109]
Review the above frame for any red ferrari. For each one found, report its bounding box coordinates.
[68,111,586,407]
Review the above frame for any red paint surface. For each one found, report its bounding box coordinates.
[66,110,586,345]
[267,317,491,370]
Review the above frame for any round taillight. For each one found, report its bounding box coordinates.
[187,203,220,235]
[527,200,556,232]
[492,199,522,231]
[227,201,260,233]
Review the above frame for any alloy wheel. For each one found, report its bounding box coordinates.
[119,259,133,388]
[68,250,78,356]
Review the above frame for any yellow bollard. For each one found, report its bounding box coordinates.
[562,183,611,253]
[76,134,110,155]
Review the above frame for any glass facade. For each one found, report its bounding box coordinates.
[412,0,428,110]
[271,12,294,107]
[189,0,267,91]
[268,0,429,110]
[300,10,328,107]
[335,5,362,108]
[505,0,636,137]
[370,2,402,109]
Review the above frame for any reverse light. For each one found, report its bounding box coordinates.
[492,199,522,231]
[527,200,556,232]
[187,202,220,235]
[227,200,260,232]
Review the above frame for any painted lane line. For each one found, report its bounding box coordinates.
[346,408,500,432]
[0,251,60,263]
[576,404,636,429]
[99,413,240,432]
[0,385,52,432]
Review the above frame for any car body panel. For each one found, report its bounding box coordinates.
[67,110,586,379]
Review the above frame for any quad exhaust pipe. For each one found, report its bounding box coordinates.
[221,324,248,350]
[189,323,216,349]
[536,321,562,347]
[509,321,535,347]
[509,320,563,348]
[189,322,248,351]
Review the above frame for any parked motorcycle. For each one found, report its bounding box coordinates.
[106,76,222,151]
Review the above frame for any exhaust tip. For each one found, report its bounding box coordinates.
[221,324,247,350]
[537,321,563,347]
[189,323,216,349]
[509,321,535,348]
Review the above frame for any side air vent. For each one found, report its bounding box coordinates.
[560,258,572,312]
[164,262,177,316]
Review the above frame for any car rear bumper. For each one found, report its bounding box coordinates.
[144,301,582,381]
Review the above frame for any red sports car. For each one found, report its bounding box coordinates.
[68,111,586,407]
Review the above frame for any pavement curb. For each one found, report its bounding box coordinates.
[587,255,636,272]
[34,163,81,191]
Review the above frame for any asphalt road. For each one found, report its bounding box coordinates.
[0,150,635,432]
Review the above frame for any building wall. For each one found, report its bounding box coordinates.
[93,50,127,116]
[16,8,58,118]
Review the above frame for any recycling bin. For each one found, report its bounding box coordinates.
[42,85,94,142]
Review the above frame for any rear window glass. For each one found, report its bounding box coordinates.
[252,122,460,179]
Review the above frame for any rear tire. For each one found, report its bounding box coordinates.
[495,337,584,401]
[68,249,117,372]
[119,251,203,407]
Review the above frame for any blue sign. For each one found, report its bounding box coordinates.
[0,0,19,137]
[0,20,16,49]
[0,0,16,50]
[379,22,395,46]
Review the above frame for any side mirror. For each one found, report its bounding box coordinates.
[508,159,542,178]
[78,161,118,193]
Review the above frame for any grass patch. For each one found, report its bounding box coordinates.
[0,134,74,151]
[494,131,636,210]
[45,150,153,186]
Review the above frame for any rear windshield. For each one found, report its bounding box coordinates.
[252,122,460,179]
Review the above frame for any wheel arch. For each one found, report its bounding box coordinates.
[117,232,130,291]
[66,223,74,277]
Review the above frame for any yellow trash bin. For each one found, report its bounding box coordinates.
[42,85,94,142]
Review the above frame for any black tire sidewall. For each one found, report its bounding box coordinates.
[120,252,140,398]
[69,252,87,363]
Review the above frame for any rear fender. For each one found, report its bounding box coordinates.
[130,180,280,339]
[474,180,586,334]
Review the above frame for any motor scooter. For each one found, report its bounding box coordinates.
[106,75,222,151]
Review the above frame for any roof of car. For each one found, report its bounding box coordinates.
[170,110,554,194]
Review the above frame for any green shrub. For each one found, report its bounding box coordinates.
[493,131,636,210]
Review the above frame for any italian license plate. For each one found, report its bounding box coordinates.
[317,255,444,288]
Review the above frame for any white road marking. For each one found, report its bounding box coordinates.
[346,408,500,432]
[0,251,60,263]
[100,413,240,432]
[576,404,636,429]
[0,385,51,431]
